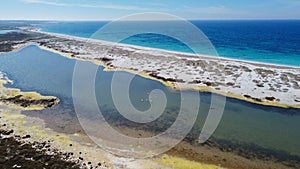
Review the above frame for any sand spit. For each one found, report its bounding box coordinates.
[23,30,300,108]
[0,72,59,110]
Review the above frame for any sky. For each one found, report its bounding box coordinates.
[0,0,300,20]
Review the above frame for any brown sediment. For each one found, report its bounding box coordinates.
[105,126,300,169]
[166,141,296,169]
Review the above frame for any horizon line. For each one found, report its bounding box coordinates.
[1,18,300,22]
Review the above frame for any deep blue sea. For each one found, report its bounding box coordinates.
[37,20,300,67]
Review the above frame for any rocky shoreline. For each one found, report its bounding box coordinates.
[0,129,80,169]
[0,74,85,168]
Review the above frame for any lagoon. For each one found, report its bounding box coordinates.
[0,45,300,166]
[0,30,17,34]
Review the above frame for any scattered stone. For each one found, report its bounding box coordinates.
[0,130,80,168]
[226,82,234,86]
[2,130,14,135]
[243,94,251,98]
[265,96,276,101]
[256,83,264,87]
[22,135,31,139]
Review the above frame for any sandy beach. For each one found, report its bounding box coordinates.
[18,29,299,109]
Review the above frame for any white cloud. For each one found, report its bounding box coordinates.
[21,0,169,11]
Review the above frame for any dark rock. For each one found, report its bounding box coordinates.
[253,98,262,102]
[265,96,276,101]
[203,81,212,86]
[22,135,31,139]
[256,83,264,87]
[243,94,251,98]
[3,130,14,135]
[226,82,235,86]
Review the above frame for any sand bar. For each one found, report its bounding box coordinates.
[16,29,300,109]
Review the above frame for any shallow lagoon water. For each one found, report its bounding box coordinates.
[0,30,17,34]
[0,45,299,162]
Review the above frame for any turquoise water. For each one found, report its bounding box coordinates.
[38,20,300,67]
[0,45,299,163]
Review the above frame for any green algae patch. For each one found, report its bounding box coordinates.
[158,155,224,169]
